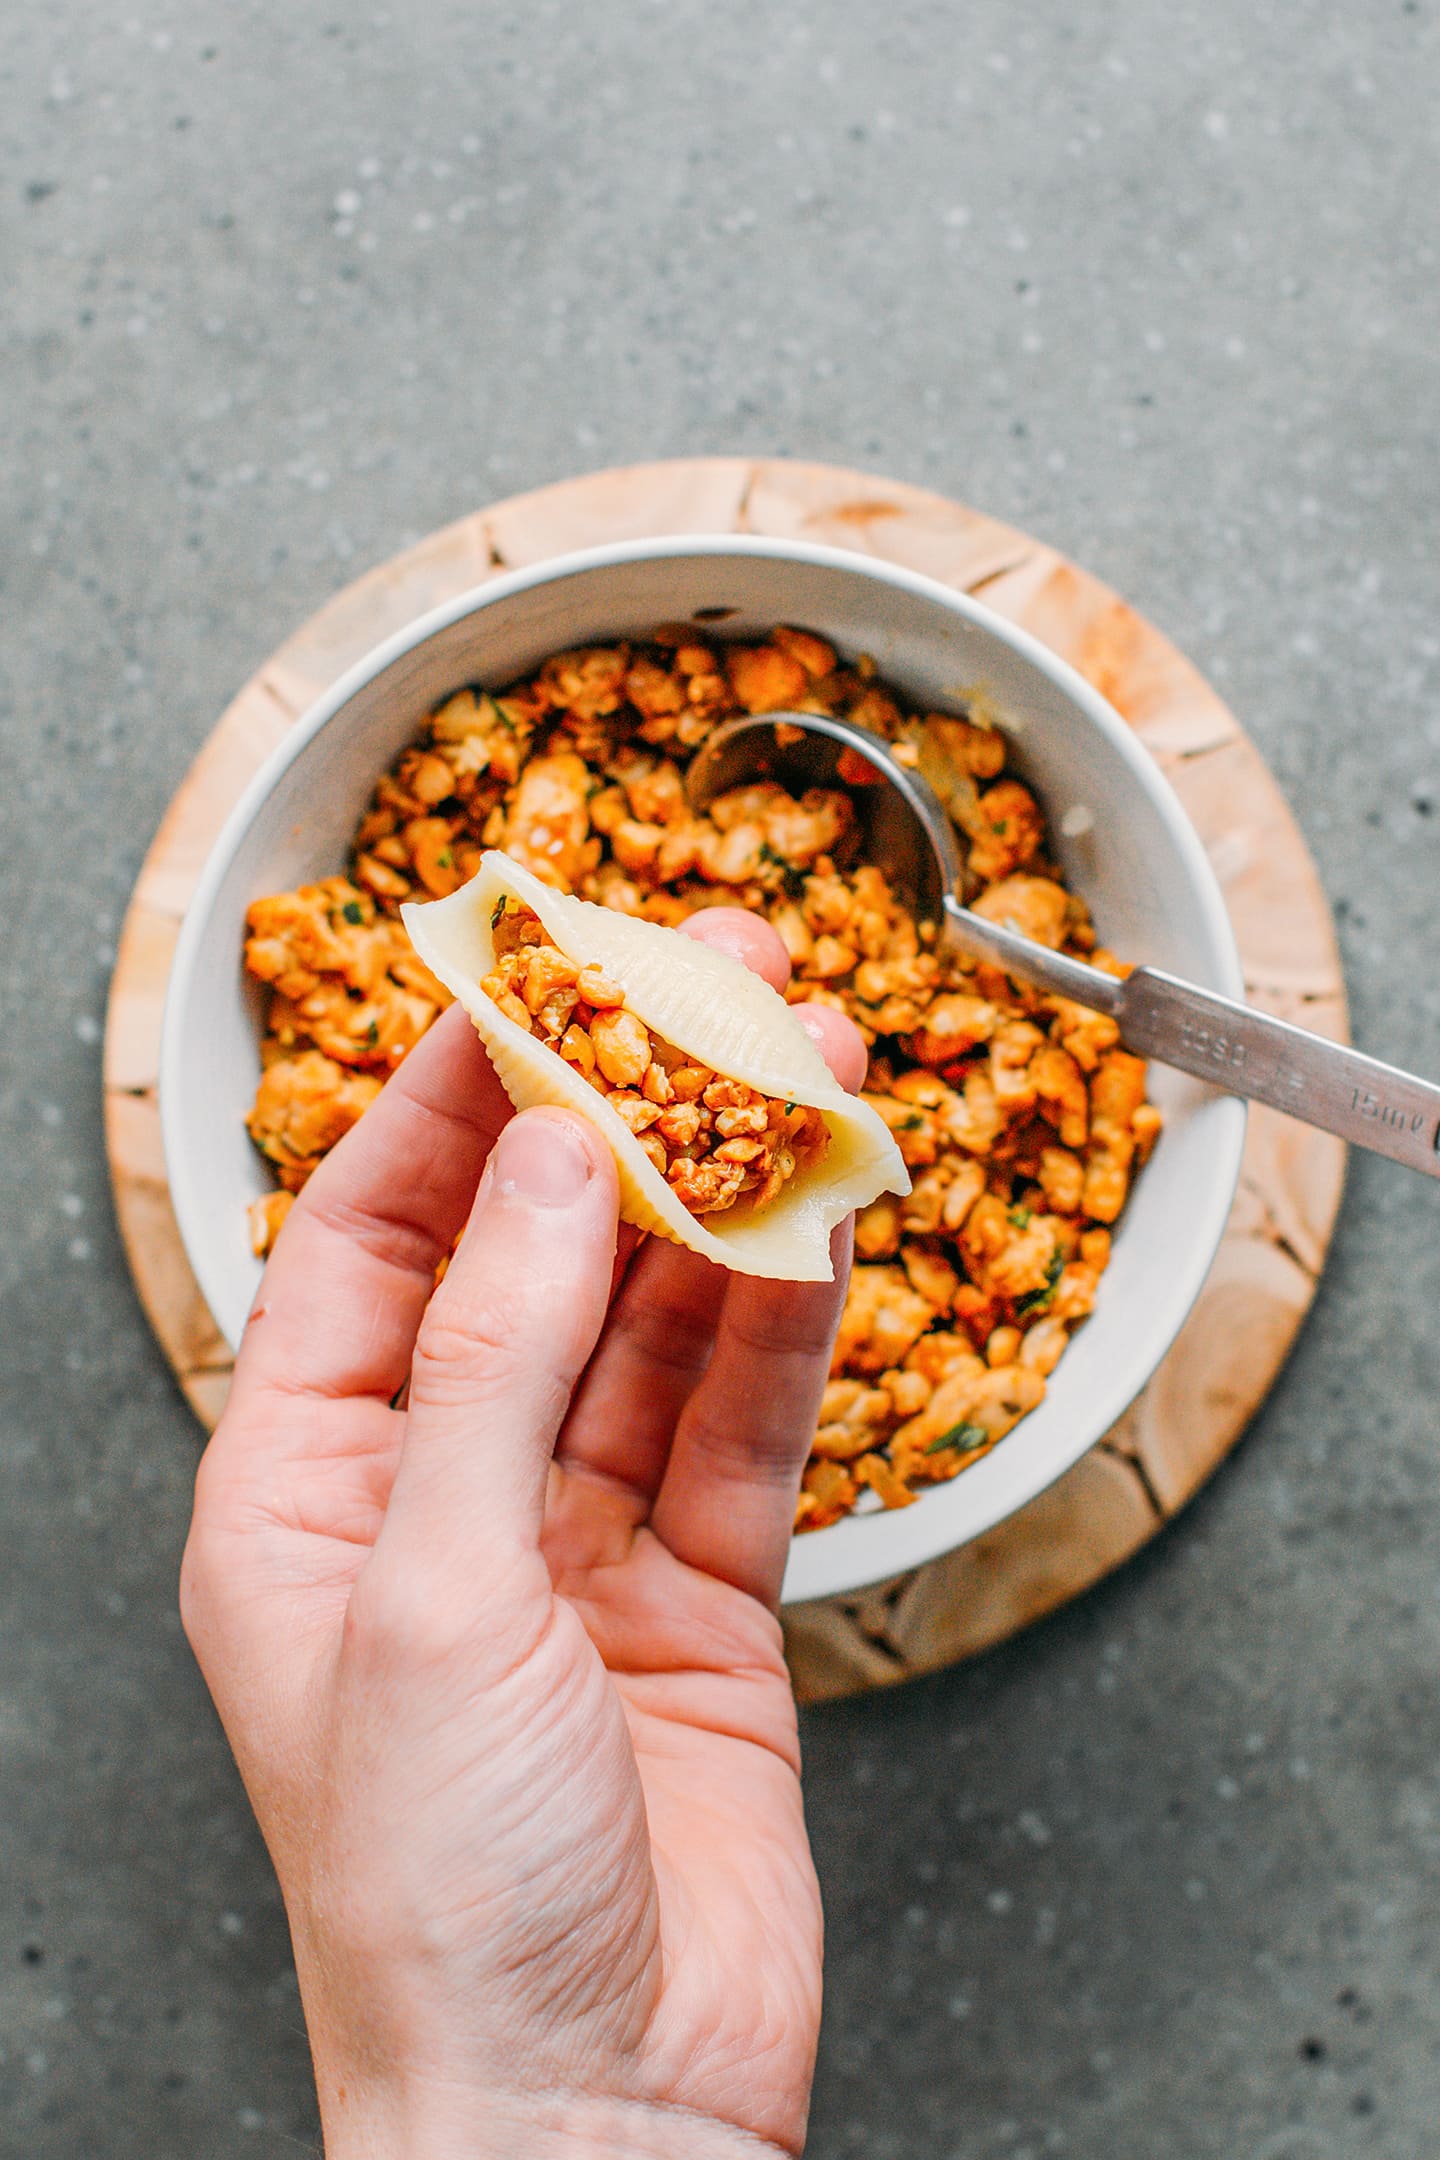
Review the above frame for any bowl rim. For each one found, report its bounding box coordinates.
[160,532,1247,1602]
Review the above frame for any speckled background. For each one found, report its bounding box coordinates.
[3,2,1438,2155]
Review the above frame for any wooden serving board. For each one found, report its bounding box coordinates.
[103,458,1347,1703]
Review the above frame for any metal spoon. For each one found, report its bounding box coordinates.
[685,710,1440,1180]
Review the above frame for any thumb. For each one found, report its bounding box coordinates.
[373,1107,620,1586]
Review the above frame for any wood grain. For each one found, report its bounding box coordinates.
[103,457,1347,1701]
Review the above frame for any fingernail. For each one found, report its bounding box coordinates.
[491,1113,593,1208]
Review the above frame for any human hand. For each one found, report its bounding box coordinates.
[180,911,867,2159]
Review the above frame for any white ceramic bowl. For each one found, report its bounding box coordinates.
[161,536,1246,1604]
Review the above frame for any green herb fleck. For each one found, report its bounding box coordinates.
[925,1420,990,1457]
[1009,1204,1032,1229]
[784,1101,796,1116]
[757,841,807,899]
[1014,1248,1065,1317]
[437,848,453,868]
[365,1020,380,1047]
[900,1114,926,1131]
[342,900,366,926]
[490,897,507,929]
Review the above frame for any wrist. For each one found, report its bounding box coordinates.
[319,2081,794,2159]
[487,2093,794,2159]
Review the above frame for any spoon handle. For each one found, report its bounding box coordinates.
[1118,968,1440,1177]
[940,898,1130,1010]
[941,898,1440,1177]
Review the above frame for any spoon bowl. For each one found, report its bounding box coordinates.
[687,709,963,923]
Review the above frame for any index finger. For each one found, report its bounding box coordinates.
[234,1003,510,1404]
[553,906,868,1503]
[648,1228,852,1609]
[681,906,868,1090]
[677,905,790,989]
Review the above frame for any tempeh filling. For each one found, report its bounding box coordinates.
[481,900,830,1218]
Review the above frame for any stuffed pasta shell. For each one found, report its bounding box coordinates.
[403,851,909,1280]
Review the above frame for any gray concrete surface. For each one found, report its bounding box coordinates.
[3,1,1438,2153]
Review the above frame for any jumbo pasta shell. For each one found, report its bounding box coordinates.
[403,851,910,1281]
